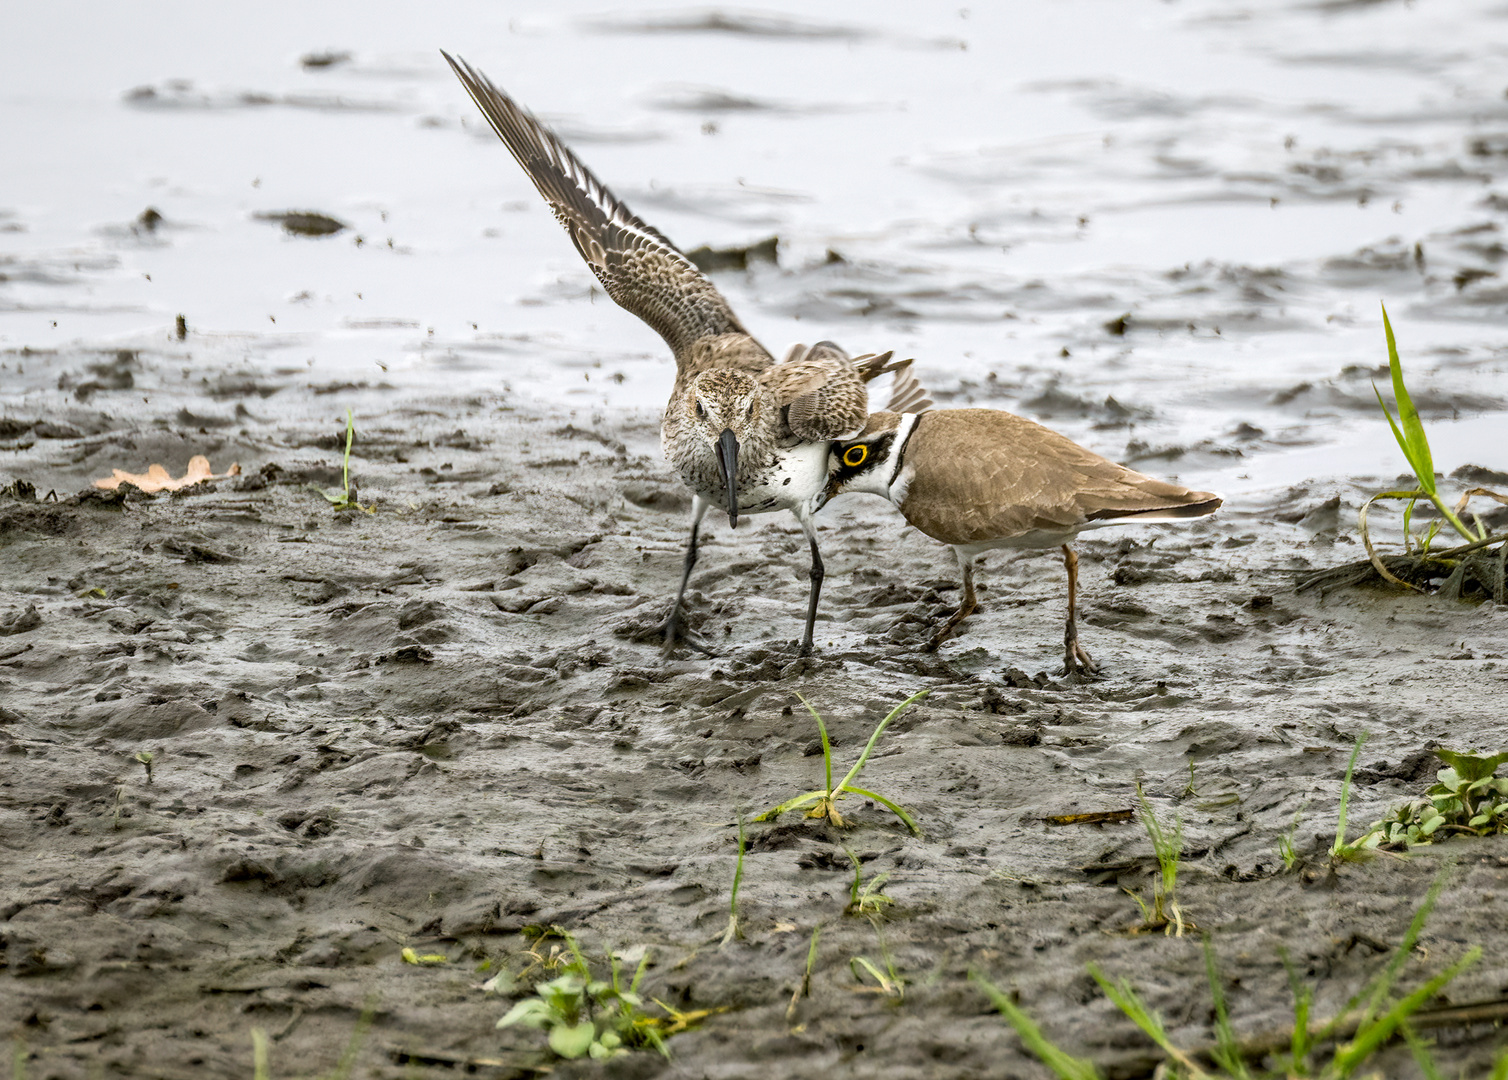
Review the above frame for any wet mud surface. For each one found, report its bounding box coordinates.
[7,1,1508,1074]
[4,352,1508,1079]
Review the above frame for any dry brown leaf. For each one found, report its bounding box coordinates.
[93,455,241,493]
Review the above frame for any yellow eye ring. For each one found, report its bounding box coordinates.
[842,444,868,467]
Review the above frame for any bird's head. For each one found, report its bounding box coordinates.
[685,369,770,528]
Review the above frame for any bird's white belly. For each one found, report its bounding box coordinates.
[737,441,830,515]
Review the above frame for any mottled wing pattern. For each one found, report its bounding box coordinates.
[444,52,747,361]
[766,341,869,441]
[899,410,1216,546]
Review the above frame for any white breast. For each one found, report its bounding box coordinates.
[738,441,830,515]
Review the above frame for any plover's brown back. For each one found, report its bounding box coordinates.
[894,409,1220,549]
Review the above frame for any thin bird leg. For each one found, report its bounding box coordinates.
[926,549,978,650]
[1061,544,1100,676]
[796,509,824,658]
[657,497,716,657]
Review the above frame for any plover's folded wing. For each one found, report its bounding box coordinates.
[444,52,749,361]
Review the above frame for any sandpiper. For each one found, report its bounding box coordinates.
[819,409,1221,675]
[444,54,929,655]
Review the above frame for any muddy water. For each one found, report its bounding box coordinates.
[4,3,1508,1078]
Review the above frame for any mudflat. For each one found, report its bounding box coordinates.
[3,348,1507,1078]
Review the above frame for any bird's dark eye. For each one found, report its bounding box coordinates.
[843,444,868,467]
[695,401,706,420]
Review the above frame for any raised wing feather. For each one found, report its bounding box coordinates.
[766,341,868,440]
[444,52,748,362]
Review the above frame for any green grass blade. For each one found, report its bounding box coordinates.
[1279,949,1314,1066]
[972,972,1102,1080]
[721,817,746,947]
[840,784,921,836]
[342,408,355,494]
[1332,946,1480,1076]
[754,790,826,821]
[795,693,833,793]
[1401,1024,1445,1080]
[1202,937,1251,1080]
[836,689,928,793]
[1380,303,1435,495]
[1373,384,1431,495]
[1358,868,1449,1026]
[1490,1042,1508,1080]
[1087,966,1173,1057]
[1331,732,1369,856]
[252,1028,270,1080]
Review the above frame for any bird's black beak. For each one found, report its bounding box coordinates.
[715,428,740,528]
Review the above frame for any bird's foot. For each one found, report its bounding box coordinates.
[1061,636,1101,678]
[637,609,717,658]
[923,608,971,652]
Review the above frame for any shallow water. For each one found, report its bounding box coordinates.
[3,0,1507,502]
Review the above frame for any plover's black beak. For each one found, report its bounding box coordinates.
[715,428,740,528]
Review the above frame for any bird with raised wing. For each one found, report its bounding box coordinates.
[819,409,1221,675]
[443,53,929,656]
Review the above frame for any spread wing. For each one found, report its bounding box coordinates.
[443,52,748,363]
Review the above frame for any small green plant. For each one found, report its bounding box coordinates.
[850,948,903,1002]
[493,928,702,1061]
[975,870,1482,1079]
[1277,802,1306,871]
[134,750,154,785]
[844,849,894,917]
[786,924,821,1022]
[1359,304,1506,592]
[720,816,746,947]
[1330,734,1381,863]
[251,1002,374,1080]
[318,409,374,514]
[755,690,927,835]
[1127,783,1184,935]
[1369,748,1508,849]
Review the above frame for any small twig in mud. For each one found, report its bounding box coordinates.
[111,785,127,831]
[754,690,927,835]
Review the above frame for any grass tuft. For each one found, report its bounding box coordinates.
[755,690,927,835]
[1330,733,1380,863]
[977,868,1476,1080]
[1129,783,1185,934]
